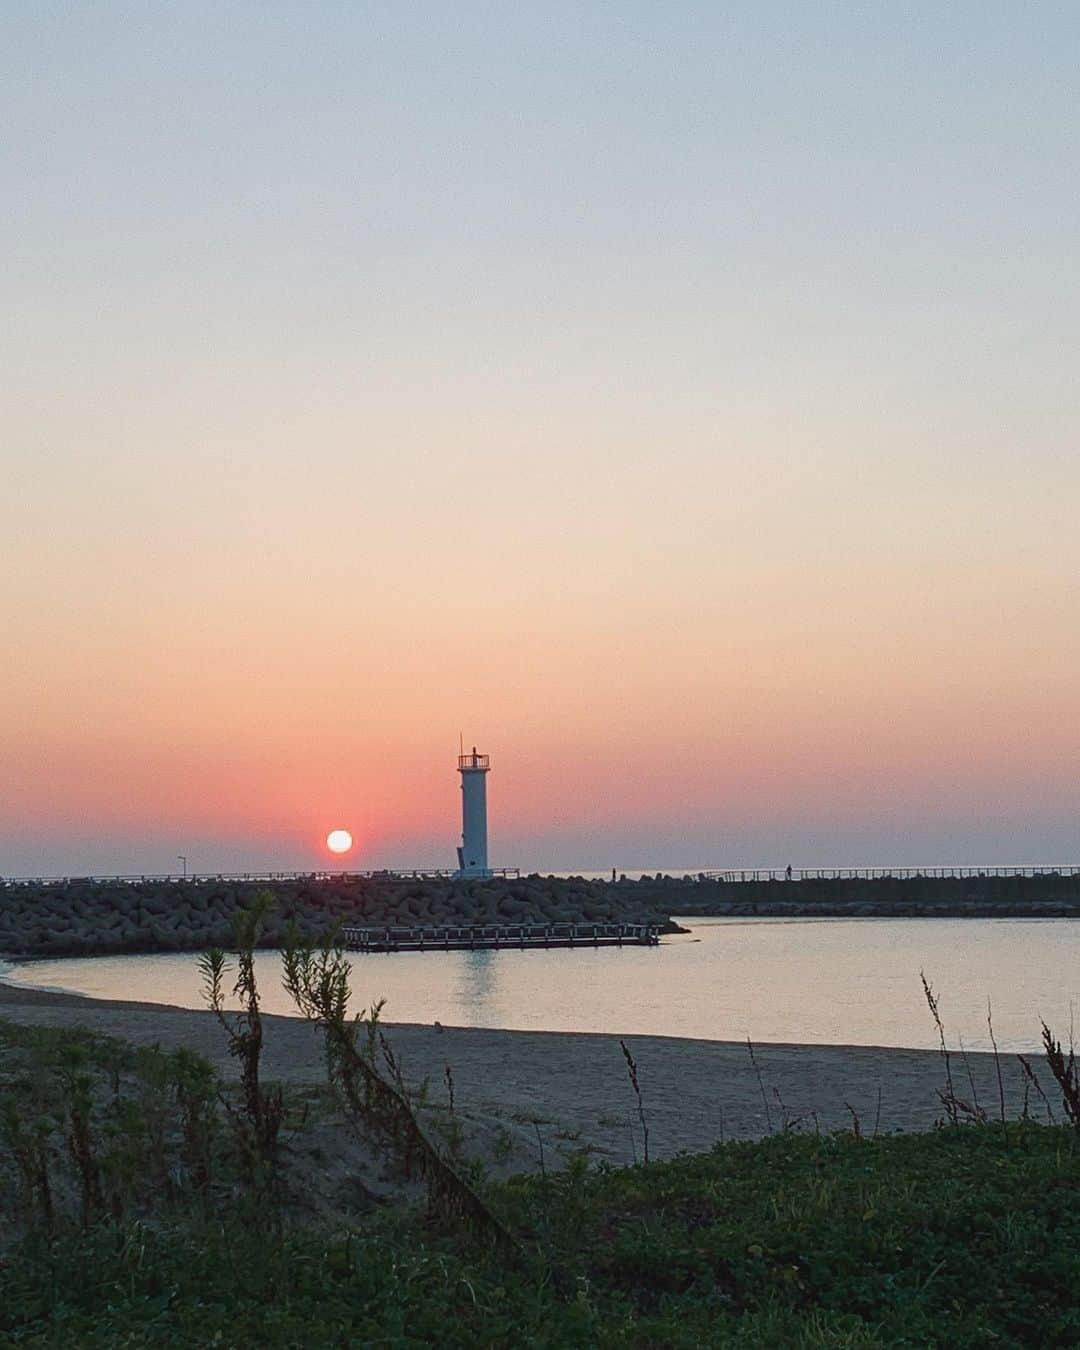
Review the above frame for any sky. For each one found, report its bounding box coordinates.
[2,2,1078,875]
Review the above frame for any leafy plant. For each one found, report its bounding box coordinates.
[58,1048,104,1227]
[172,1047,217,1200]
[1,1096,54,1232]
[281,929,513,1244]
[198,892,283,1180]
[1041,1019,1080,1131]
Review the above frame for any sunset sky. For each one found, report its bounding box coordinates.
[3,3,1078,875]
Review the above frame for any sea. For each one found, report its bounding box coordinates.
[3,916,1077,1054]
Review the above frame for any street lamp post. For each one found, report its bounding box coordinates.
[178,855,187,879]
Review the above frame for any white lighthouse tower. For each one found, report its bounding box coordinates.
[456,746,491,877]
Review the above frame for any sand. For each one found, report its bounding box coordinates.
[0,978,1031,1167]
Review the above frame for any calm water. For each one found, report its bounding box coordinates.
[3,918,1077,1053]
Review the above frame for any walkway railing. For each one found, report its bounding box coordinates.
[695,866,1080,883]
[0,868,521,888]
[2,865,1077,888]
[342,921,660,952]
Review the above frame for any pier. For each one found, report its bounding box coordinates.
[694,865,1080,883]
[341,921,660,953]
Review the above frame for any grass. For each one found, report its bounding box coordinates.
[1,1120,1078,1346]
[3,1016,1080,1346]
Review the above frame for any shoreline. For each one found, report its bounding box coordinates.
[0,977,1034,1162]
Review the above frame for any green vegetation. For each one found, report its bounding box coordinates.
[3,1014,1080,1347]
[2,1097,1078,1346]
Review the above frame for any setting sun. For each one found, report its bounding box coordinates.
[326,829,353,855]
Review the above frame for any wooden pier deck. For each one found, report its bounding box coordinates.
[341,921,661,953]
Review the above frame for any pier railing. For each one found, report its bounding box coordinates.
[342,921,660,953]
[694,866,1080,883]
[0,868,521,888]
[2,865,1078,889]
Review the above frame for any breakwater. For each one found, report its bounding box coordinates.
[2,872,1079,962]
[649,870,1080,918]
[0,875,676,960]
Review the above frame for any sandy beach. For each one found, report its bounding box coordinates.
[0,978,1029,1166]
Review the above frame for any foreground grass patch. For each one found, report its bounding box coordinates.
[2,1123,1078,1347]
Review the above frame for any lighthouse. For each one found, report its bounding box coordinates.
[456,746,491,877]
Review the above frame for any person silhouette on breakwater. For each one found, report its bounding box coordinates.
[786,863,793,881]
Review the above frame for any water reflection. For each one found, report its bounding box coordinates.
[458,949,498,1018]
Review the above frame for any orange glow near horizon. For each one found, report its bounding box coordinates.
[3,563,1080,872]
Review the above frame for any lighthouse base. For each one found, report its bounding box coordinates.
[455,847,492,880]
